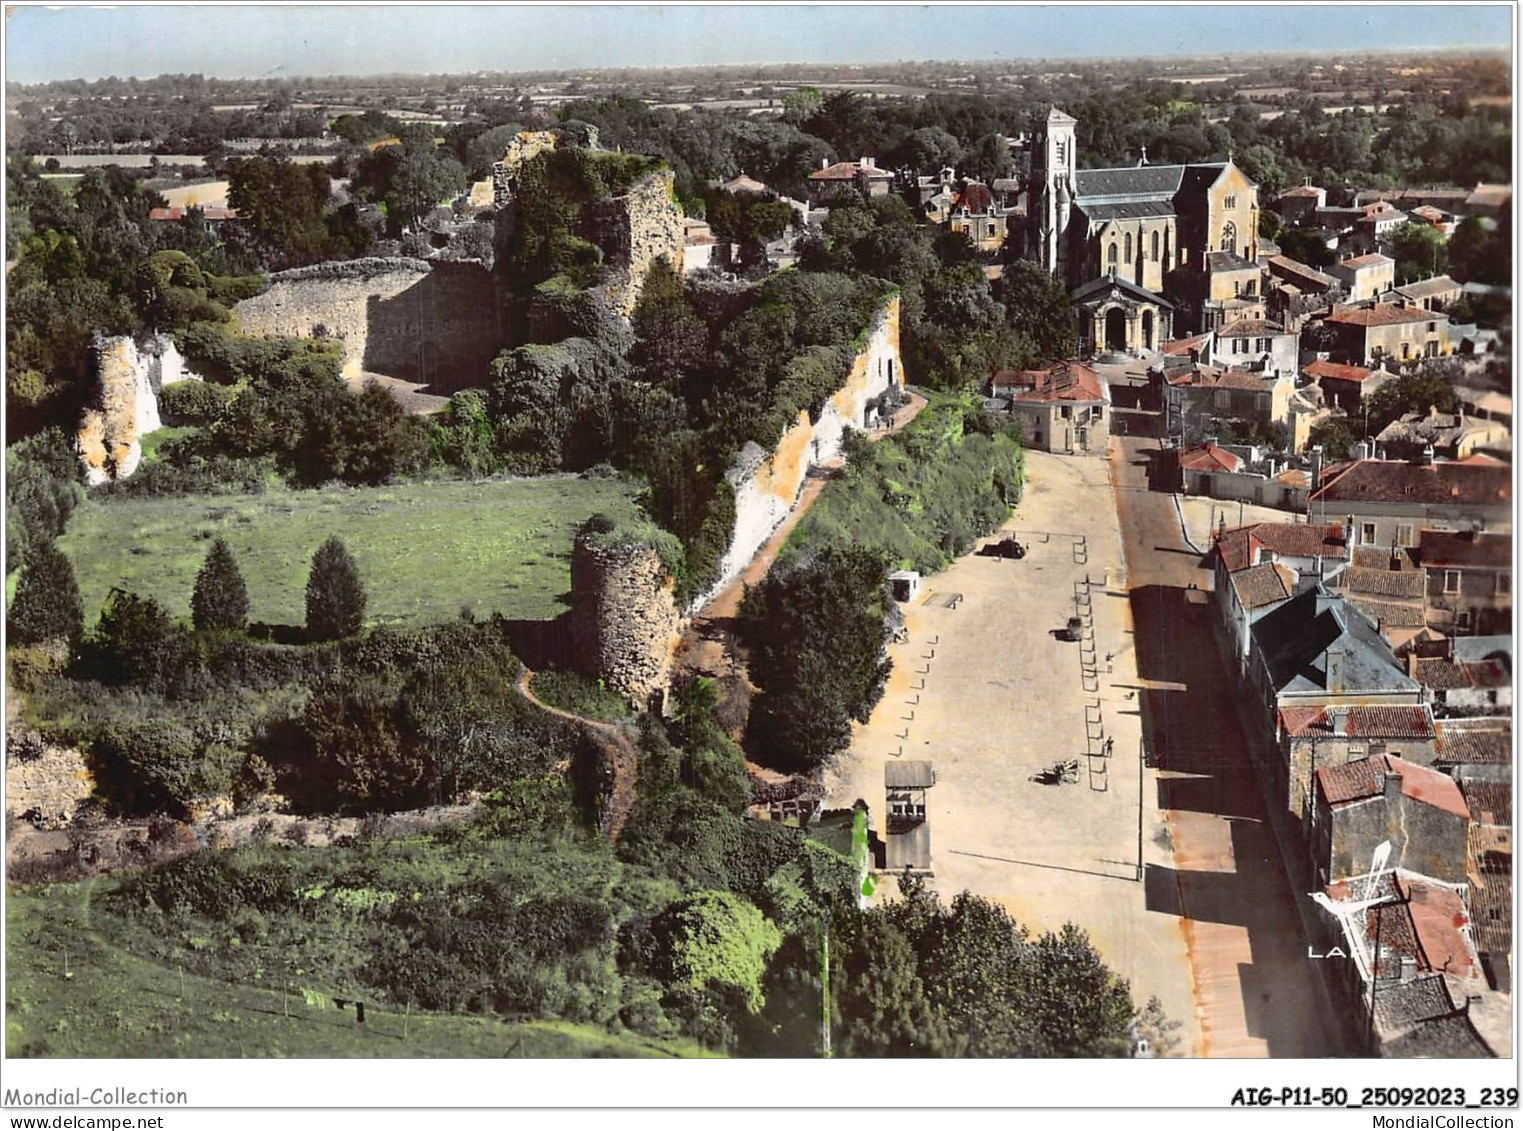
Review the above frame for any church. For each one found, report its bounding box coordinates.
[1026,108,1264,351]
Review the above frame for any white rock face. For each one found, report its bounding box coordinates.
[687,297,903,614]
[77,334,203,485]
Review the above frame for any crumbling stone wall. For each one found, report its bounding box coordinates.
[491,129,562,207]
[5,729,94,829]
[231,257,501,391]
[689,296,904,613]
[77,333,203,484]
[587,171,686,320]
[570,534,683,703]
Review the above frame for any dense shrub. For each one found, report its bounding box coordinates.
[8,542,84,646]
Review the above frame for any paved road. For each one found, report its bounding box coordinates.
[1111,433,1343,1057]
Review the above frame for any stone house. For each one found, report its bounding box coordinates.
[987,359,1109,455]
[1152,356,1293,446]
[1411,651,1512,717]
[1212,521,1351,677]
[1213,317,1299,379]
[1390,275,1462,313]
[1458,777,1510,992]
[1434,715,1512,785]
[1275,183,1327,226]
[1418,529,1511,636]
[1323,304,1455,366]
[1303,358,1398,415]
[1375,409,1510,463]
[1310,753,1470,887]
[945,181,1011,254]
[1307,458,1512,551]
[1314,869,1494,1057]
[1331,544,1428,654]
[1248,585,1426,823]
[807,156,894,202]
[1328,253,1396,302]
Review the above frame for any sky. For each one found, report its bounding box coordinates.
[3,3,1513,85]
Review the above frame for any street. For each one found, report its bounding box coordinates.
[1111,432,1343,1057]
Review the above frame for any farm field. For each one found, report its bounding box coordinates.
[5,883,707,1059]
[57,474,646,630]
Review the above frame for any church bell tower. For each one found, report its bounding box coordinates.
[1030,107,1078,281]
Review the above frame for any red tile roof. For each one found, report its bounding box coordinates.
[954,182,995,213]
[1161,333,1211,356]
[1217,318,1285,337]
[991,360,1104,404]
[810,160,892,182]
[148,206,239,221]
[1164,363,1272,390]
[1326,303,1433,327]
[1180,444,1242,474]
[1434,718,1511,765]
[1417,529,1510,570]
[1281,184,1324,198]
[1310,460,1511,508]
[1231,561,1296,610]
[1398,874,1478,980]
[1280,705,1436,741]
[1214,521,1349,572]
[1304,358,1372,384]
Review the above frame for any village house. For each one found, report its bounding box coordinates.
[986,359,1110,454]
[1151,355,1293,446]
[1464,183,1512,220]
[1275,182,1327,226]
[1302,357,1398,415]
[1408,205,1459,239]
[1331,544,1428,654]
[1328,253,1396,302]
[1389,274,1462,313]
[945,180,1011,254]
[1375,408,1510,463]
[1307,458,1512,549]
[1434,715,1512,785]
[1314,869,1495,1057]
[1323,303,1455,366]
[1311,754,1470,887]
[806,156,894,202]
[1248,585,1425,823]
[1410,650,1512,718]
[1458,776,1511,992]
[1418,529,1511,637]
[1211,521,1350,675]
[681,216,723,274]
[1213,317,1299,379]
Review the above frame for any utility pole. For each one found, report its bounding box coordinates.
[821,921,832,1059]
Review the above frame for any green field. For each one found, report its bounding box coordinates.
[6,883,708,1059]
[58,475,645,630]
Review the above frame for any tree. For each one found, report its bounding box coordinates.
[653,891,783,1013]
[739,545,891,772]
[191,537,249,633]
[1388,221,1448,285]
[629,257,708,392]
[1276,227,1335,269]
[352,126,467,234]
[86,588,181,686]
[999,260,1077,360]
[8,542,83,645]
[305,535,367,641]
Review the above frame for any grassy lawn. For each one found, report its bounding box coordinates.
[6,882,709,1059]
[58,475,645,630]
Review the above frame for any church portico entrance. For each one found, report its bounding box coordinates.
[1104,308,1127,352]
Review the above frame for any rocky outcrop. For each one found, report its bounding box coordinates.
[5,730,94,829]
[77,333,203,485]
[587,171,686,320]
[231,257,502,391]
[689,295,904,612]
[570,533,683,704]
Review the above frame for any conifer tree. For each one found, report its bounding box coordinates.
[191,537,250,633]
[305,535,366,642]
[8,543,84,645]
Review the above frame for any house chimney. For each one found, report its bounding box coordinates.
[1326,644,1346,693]
[1420,443,1435,466]
[1400,956,1417,984]
[1382,761,1402,807]
[821,157,830,170]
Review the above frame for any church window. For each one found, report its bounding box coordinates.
[1108,243,1118,266]
[1221,221,1237,256]
[1056,140,1067,165]
[1151,231,1159,261]
[1224,195,1237,209]
[1124,233,1132,262]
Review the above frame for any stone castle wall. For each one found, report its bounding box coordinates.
[586,171,686,320]
[689,295,904,613]
[570,536,683,704]
[231,257,501,391]
[77,334,203,485]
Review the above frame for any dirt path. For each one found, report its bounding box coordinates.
[516,667,640,843]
